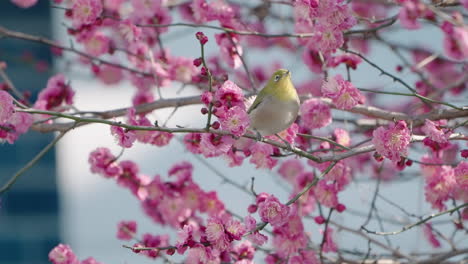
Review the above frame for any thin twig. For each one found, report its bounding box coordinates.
[0,129,70,194]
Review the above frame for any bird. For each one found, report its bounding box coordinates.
[247,69,300,141]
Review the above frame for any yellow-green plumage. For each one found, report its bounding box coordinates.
[248,69,300,136]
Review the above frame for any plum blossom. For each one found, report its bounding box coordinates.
[278,159,304,185]
[215,33,243,69]
[11,0,37,8]
[110,125,136,148]
[300,98,332,129]
[398,0,425,29]
[272,213,308,258]
[72,0,103,26]
[249,143,278,169]
[372,120,411,163]
[199,133,235,158]
[454,161,468,190]
[34,74,74,111]
[322,74,365,110]
[96,64,123,85]
[206,215,246,251]
[422,223,441,248]
[83,32,110,56]
[48,244,79,264]
[116,220,137,240]
[441,21,468,60]
[421,156,456,211]
[314,180,339,208]
[220,105,249,137]
[119,19,141,43]
[257,193,290,227]
[0,112,33,144]
[244,215,268,245]
[88,147,122,178]
[0,90,14,123]
[215,80,245,109]
[421,119,451,144]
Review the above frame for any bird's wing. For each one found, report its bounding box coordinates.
[247,88,269,114]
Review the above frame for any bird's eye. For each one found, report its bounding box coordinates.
[274,75,280,82]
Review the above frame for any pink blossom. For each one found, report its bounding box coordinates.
[422,157,456,211]
[11,0,37,8]
[110,125,136,148]
[206,214,245,251]
[116,220,137,240]
[454,161,468,190]
[72,0,103,26]
[96,64,123,85]
[278,159,304,185]
[168,56,197,83]
[83,32,110,56]
[35,74,74,110]
[215,33,242,69]
[244,215,268,245]
[334,128,351,147]
[223,147,245,167]
[323,161,351,191]
[249,143,278,169]
[140,234,170,259]
[175,223,196,254]
[200,191,226,215]
[321,227,338,252]
[421,119,451,144]
[0,112,33,144]
[191,0,235,23]
[80,257,103,264]
[116,160,145,198]
[184,133,203,154]
[309,23,344,55]
[441,21,468,60]
[300,99,332,130]
[422,223,441,248]
[257,193,290,227]
[168,161,193,185]
[48,244,79,264]
[119,19,142,43]
[372,120,411,163]
[186,244,218,264]
[272,213,308,258]
[200,133,235,158]
[0,90,14,123]
[398,0,424,30]
[88,147,122,178]
[215,80,245,109]
[322,74,365,110]
[220,105,249,137]
[315,180,339,208]
[302,48,325,74]
[233,240,255,262]
[148,131,173,147]
[328,54,362,69]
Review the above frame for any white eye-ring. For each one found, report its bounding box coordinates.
[274,75,280,82]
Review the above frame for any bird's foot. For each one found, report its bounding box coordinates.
[255,131,263,142]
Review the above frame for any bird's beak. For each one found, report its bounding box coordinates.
[284,70,290,77]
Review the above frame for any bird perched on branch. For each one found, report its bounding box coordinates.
[247,69,300,140]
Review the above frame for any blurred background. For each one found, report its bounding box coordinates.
[0,1,466,264]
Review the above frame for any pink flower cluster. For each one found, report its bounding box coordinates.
[294,0,356,55]
[34,74,74,111]
[372,120,411,164]
[321,74,365,110]
[0,90,33,144]
[49,244,102,264]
